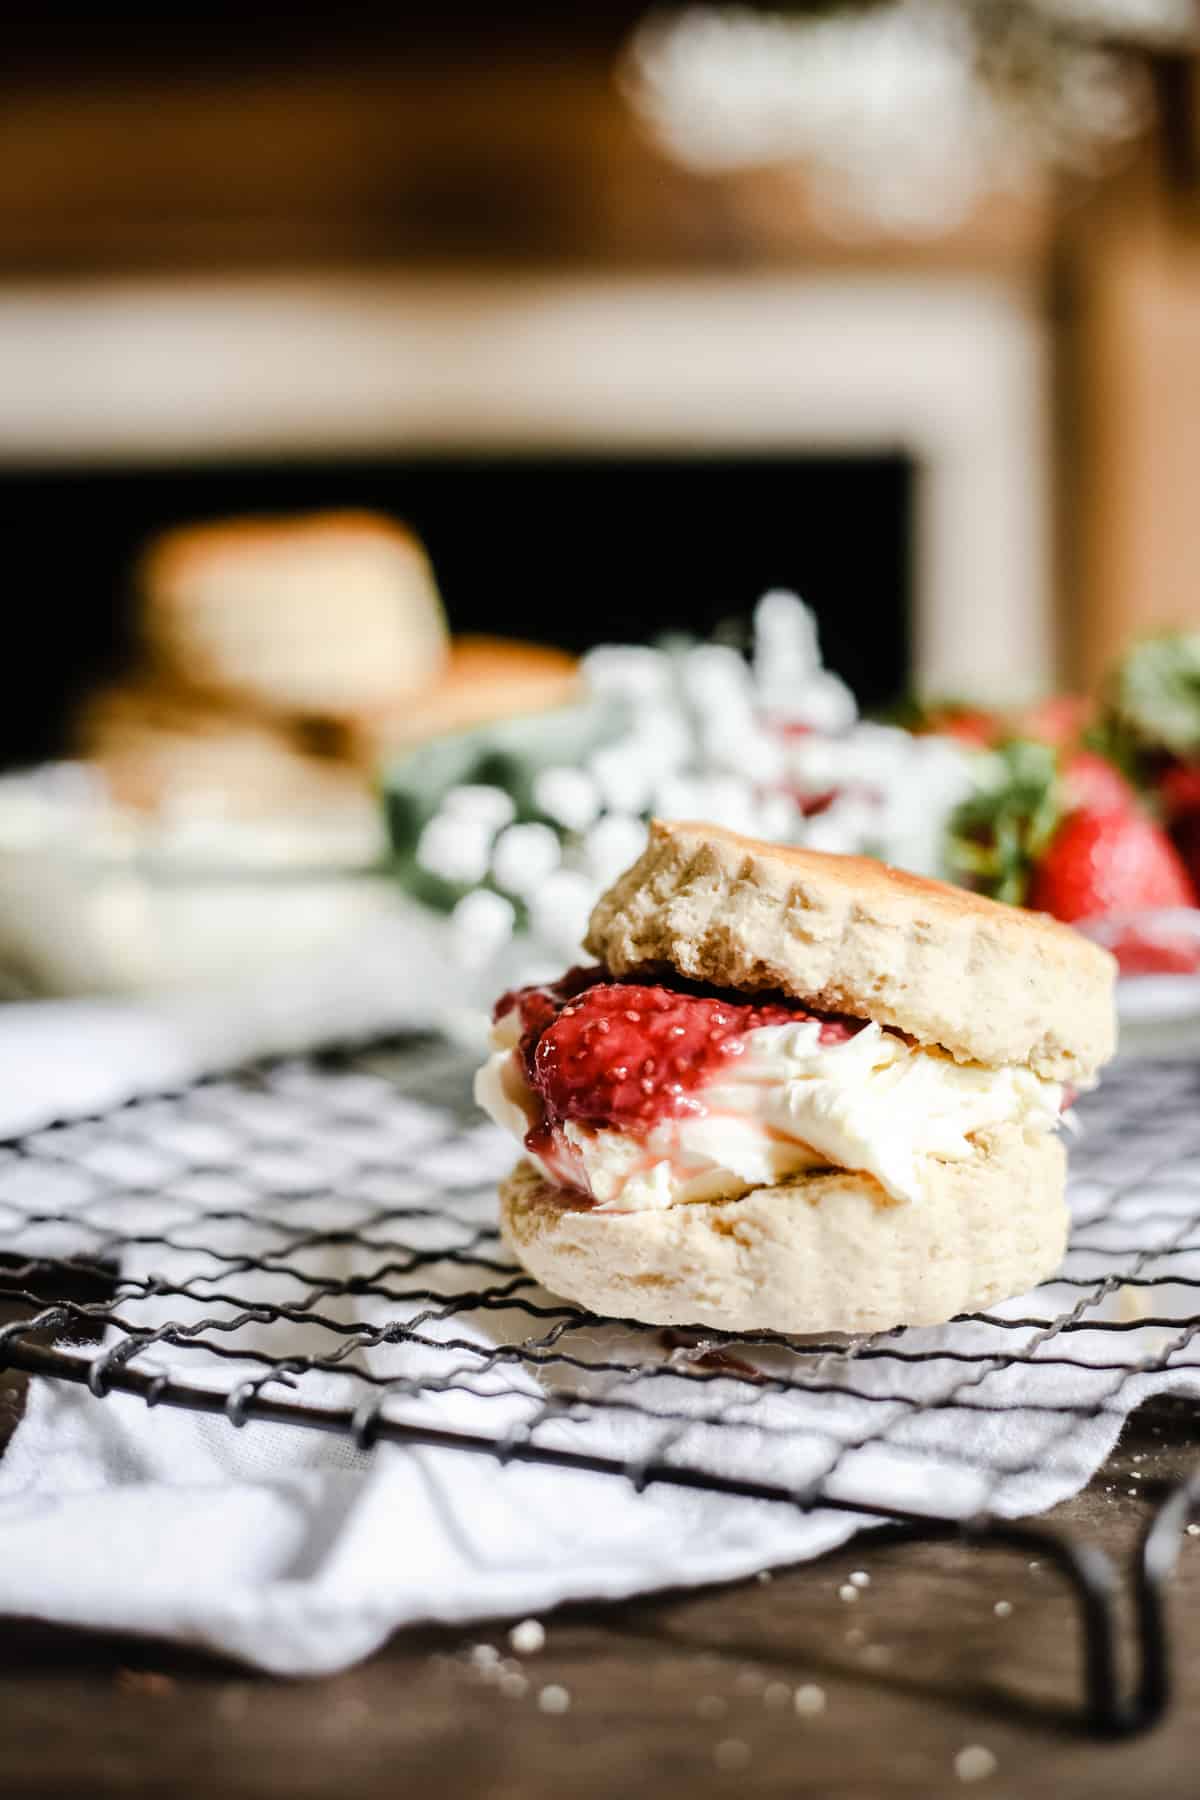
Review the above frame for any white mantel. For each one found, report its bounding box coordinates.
[0,268,1051,697]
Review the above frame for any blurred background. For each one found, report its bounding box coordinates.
[3,0,1197,759]
[2,0,1200,1002]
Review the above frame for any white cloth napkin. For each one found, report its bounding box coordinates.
[0,962,1195,1676]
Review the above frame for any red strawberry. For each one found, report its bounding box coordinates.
[1028,810,1198,924]
[1104,926,1200,977]
[929,707,1001,748]
[1171,807,1200,898]
[1061,750,1136,819]
[527,983,858,1130]
[1156,762,1200,895]
[1160,761,1200,821]
[1012,694,1092,748]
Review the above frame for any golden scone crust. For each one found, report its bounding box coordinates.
[500,1127,1068,1335]
[79,682,372,820]
[585,819,1116,1085]
[139,510,447,718]
[343,636,581,762]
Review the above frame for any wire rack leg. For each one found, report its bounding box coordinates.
[1127,1464,1200,1734]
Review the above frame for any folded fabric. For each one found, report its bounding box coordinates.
[0,984,1195,1674]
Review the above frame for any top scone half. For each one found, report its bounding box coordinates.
[479,820,1117,1334]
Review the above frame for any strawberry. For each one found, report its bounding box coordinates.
[1171,806,1200,899]
[926,707,1001,748]
[948,740,1069,905]
[1061,750,1136,819]
[524,982,857,1129]
[1013,693,1092,749]
[950,738,1198,924]
[1027,810,1197,924]
[1103,925,1200,977]
[1159,761,1200,822]
[894,698,1002,746]
[1147,760,1200,897]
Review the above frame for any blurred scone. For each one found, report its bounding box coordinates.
[79,683,374,822]
[344,636,581,761]
[139,511,447,718]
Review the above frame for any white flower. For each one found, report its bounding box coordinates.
[781,669,858,733]
[584,645,674,704]
[526,870,597,959]
[754,589,821,676]
[416,811,494,885]
[753,790,803,843]
[588,744,655,814]
[875,735,978,877]
[753,590,859,731]
[491,823,562,896]
[631,709,694,777]
[701,774,759,832]
[834,723,913,787]
[656,771,760,832]
[533,766,601,833]
[440,785,516,832]
[679,643,757,716]
[781,735,843,793]
[802,794,881,855]
[699,717,784,783]
[449,889,516,968]
[582,814,649,887]
[652,773,710,821]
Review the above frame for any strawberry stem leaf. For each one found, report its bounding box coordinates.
[1105,631,1200,760]
[947,739,1063,906]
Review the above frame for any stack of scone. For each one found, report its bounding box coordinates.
[77,683,372,821]
[78,511,446,820]
[331,635,582,767]
[137,511,447,727]
[78,510,580,820]
[479,819,1117,1334]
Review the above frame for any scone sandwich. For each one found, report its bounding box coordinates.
[477,819,1117,1334]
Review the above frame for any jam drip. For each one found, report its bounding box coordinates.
[496,965,863,1150]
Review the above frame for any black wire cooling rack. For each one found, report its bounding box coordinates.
[2,1033,1200,1737]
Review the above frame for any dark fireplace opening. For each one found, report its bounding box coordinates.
[0,452,911,769]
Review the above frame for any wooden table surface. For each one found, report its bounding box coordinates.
[1,1373,1198,1800]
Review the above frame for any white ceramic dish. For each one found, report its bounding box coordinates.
[1075,909,1200,1058]
[0,764,396,998]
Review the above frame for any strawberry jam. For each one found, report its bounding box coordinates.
[493,964,608,1041]
[495,966,862,1144]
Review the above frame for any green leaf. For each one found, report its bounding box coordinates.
[1107,631,1200,759]
[380,695,625,858]
[946,738,1064,906]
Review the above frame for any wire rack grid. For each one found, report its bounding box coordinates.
[2,1034,1200,1736]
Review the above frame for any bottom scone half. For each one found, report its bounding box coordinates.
[499,1125,1067,1336]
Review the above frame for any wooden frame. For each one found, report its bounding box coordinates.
[0,267,1052,698]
